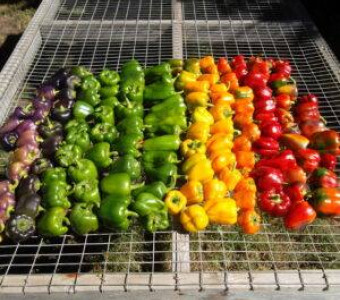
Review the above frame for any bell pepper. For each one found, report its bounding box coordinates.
[210,118,234,135]
[211,150,236,173]
[37,207,69,236]
[284,183,308,204]
[98,69,120,86]
[217,57,232,74]
[132,181,168,200]
[219,167,242,191]
[258,189,291,217]
[70,203,99,235]
[197,74,219,85]
[185,92,210,109]
[81,75,101,91]
[73,180,101,207]
[150,94,186,115]
[99,195,138,230]
[300,120,326,138]
[182,153,206,173]
[184,81,210,93]
[252,137,280,158]
[71,66,91,79]
[143,135,180,151]
[184,58,201,74]
[199,56,215,70]
[255,150,297,171]
[144,163,178,188]
[309,130,340,154]
[209,104,233,122]
[284,201,316,230]
[251,166,284,192]
[42,180,71,209]
[240,123,261,142]
[144,81,176,103]
[233,135,252,152]
[175,70,197,90]
[15,187,41,218]
[234,187,256,210]
[275,82,298,101]
[310,168,338,188]
[180,139,206,158]
[180,204,209,232]
[203,179,227,203]
[169,58,183,75]
[299,94,319,105]
[320,153,336,171]
[260,121,282,140]
[145,63,172,84]
[295,149,320,173]
[234,86,254,101]
[94,105,114,124]
[275,108,294,125]
[280,133,310,151]
[102,96,119,108]
[186,122,210,142]
[144,113,187,135]
[38,118,63,139]
[311,187,340,216]
[243,71,267,90]
[164,190,187,215]
[5,215,35,242]
[42,167,67,184]
[99,85,119,98]
[65,130,92,151]
[238,209,261,234]
[114,133,143,157]
[65,119,89,133]
[110,155,141,181]
[72,101,94,120]
[180,180,204,205]
[68,159,98,183]
[116,115,143,135]
[90,123,118,143]
[120,59,145,104]
[143,150,178,167]
[141,207,169,232]
[235,151,255,172]
[204,198,237,225]
[86,142,113,169]
[30,158,53,176]
[100,173,137,196]
[55,143,83,167]
[211,92,235,106]
[221,72,239,91]
[254,111,278,125]
[78,89,101,107]
[275,94,292,110]
[284,166,307,185]
[115,103,144,120]
[232,98,254,116]
[192,107,214,125]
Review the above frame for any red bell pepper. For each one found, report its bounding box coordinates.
[254,111,278,124]
[311,187,340,216]
[300,120,326,138]
[320,153,337,171]
[268,73,289,88]
[234,65,248,80]
[295,107,320,123]
[251,166,284,192]
[295,148,320,173]
[298,94,318,106]
[252,137,280,158]
[309,168,338,188]
[231,55,247,68]
[275,94,293,110]
[243,71,268,89]
[255,150,297,171]
[284,201,316,230]
[254,86,272,101]
[260,121,282,140]
[251,61,270,79]
[258,189,291,217]
[273,60,292,76]
[284,183,308,204]
[275,108,294,125]
[284,166,307,185]
[254,99,276,113]
[309,130,340,154]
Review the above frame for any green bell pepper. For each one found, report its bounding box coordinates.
[144,163,178,188]
[149,94,186,116]
[81,75,101,91]
[144,113,187,135]
[99,85,119,98]
[42,167,67,184]
[71,66,92,78]
[110,154,141,181]
[114,133,143,157]
[37,207,69,236]
[145,63,172,84]
[70,203,99,235]
[143,81,176,104]
[142,150,178,167]
[142,207,169,232]
[42,181,71,209]
[99,196,138,231]
[116,115,144,136]
[65,119,89,133]
[86,142,113,169]
[73,101,94,120]
[143,135,180,151]
[55,143,83,167]
[73,180,101,207]
[100,173,141,196]
[90,123,118,143]
[66,129,92,151]
[98,69,120,86]
[131,181,168,200]
[78,89,101,107]
[115,103,144,121]
[68,159,98,183]
[102,96,119,108]
[94,105,114,124]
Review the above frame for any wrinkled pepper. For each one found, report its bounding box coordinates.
[204,198,238,225]
[37,207,69,236]
[164,190,187,215]
[70,203,99,235]
[180,204,209,233]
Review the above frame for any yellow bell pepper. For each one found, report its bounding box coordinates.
[203,179,227,202]
[185,92,210,108]
[203,198,238,225]
[192,107,214,125]
[184,81,210,93]
[181,153,207,174]
[210,83,228,93]
[219,167,242,191]
[234,86,254,101]
[207,134,234,155]
[187,159,214,183]
[180,139,206,158]
[210,118,234,135]
[180,180,204,205]
[186,122,210,142]
[180,204,209,232]
[175,71,197,91]
[165,190,187,215]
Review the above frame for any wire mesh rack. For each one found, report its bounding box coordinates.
[0,0,340,294]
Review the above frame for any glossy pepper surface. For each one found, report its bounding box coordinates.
[72,101,94,120]
[164,190,187,215]
[311,188,340,216]
[284,201,316,230]
[114,133,143,157]
[100,173,136,196]
[86,142,112,169]
[65,130,92,151]
[68,159,98,182]
[180,205,209,233]
[309,130,340,154]
[132,181,168,200]
[90,123,118,143]
[258,189,291,217]
[42,180,71,209]
[110,155,142,181]
[55,143,83,167]
[144,163,178,188]
[204,198,238,225]
[37,207,69,236]
[180,181,204,205]
[143,135,180,151]
[203,179,227,203]
[238,209,261,234]
[70,203,99,235]
[73,180,101,207]
[142,150,178,167]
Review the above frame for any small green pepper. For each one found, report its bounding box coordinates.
[98,69,120,86]
[150,94,186,116]
[37,207,69,236]
[42,181,71,209]
[68,159,98,183]
[142,150,178,167]
[142,207,169,232]
[143,135,180,151]
[65,119,89,133]
[145,63,172,84]
[131,181,168,199]
[115,103,144,120]
[143,81,177,104]
[78,89,101,107]
[110,154,141,181]
[99,85,119,98]
[71,66,92,78]
[66,130,92,151]
[90,123,118,143]
[114,133,143,157]
[86,142,113,169]
[55,143,83,167]
[102,96,119,108]
[94,105,114,124]
[42,167,67,184]
[144,163,178,188]
[72,101,94,120]
[100,173,140,196]
[73,180,101,207]
[81,75,101,91]
[116,115,144,136]
[144,113,187,135]
[70,203,99,235]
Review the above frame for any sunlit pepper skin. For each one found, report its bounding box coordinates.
[221,72,239,91]
[258,189,292,217]
[235,151,255,172]
[209,104,233,122]
[311,187,340,216]
[207,134,233,155]
[186,122,210,142]
[180,204,209,232]
[175,71,197,90]
[238,209,261,234]
[234,86,254,102]
[192,107,214,125]
[210,118,234,135]
[219,168,242,192]
[186,159,214,184]
[309,130,340,154]
[199,56,215,72]
[164,190,187,215]
[210,150,236,173]
[197,74,219,85]
[204,198,237,225]
[320,153,337,171]
[203,179,227,202]
[309,168,339,188]
[185,92,210,109]
[284,201,316,230]
[217,57,232,74]
[180,181,204,205]
[210,92,235,106]
[280,133,310,152]
[184,81,210,93]
[184,58,201,74]
[295,149,320,173]
[180,139,206,158]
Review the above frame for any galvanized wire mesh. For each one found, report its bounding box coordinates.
[0,0,340,293]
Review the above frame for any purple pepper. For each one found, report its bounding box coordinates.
[36,84,58,101]
[0,180,10,196]
[13,104,35,119]
[0,116,21,135]
[53,98,75,109]
[12,145,41,166]
[32,107,50,124]
[33,96,52,111]
[0,131,18,151]
[15,119,37,136]
[0,192,15,226]
[6,161,29,183]
[16,130,40,148]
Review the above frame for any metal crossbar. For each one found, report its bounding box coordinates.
[0,0,340,294]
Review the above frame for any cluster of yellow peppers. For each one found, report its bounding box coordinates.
[164,56,261,234]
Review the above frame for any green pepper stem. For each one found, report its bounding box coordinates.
[131,182,145,190]
[127,211,139,218]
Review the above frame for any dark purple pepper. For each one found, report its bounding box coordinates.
[36,84,58,101]
[33,96,52,112]
[38,118,63,139]
[16,130,40,148]
[57,88,76,101]
[15,119,37,136]
[53,98,75,110]
[50,105,72,124]
[30,158,53,175]
[6,161,29,183]
[49,68,70,89]
[16,175,41,200]
[0,116,21,135]
[13,104,35,119]
[0,132,18,151]
[32,107,50,123]
[12,145,41,166]
[41,134,63,158]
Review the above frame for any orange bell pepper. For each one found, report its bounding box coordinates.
[199,56,215,70]
[203,179,227,202]
[242,123,261,142]
[219,167,242,191]
[233,113,253,128]
[180,180,204,205]
[234,86,254,101]
[209,104,233,122]
[217,57,232,74]
[207,134,233,154]
[180,204,209,232]
[197,74,219,85]
[238,209,261,234]
[205,64,219,75]
[234,189,256,210]
[184,81,210,93]
[210,83,228,93]
[210,92,235,106]
[233,135,252,152]
[211,151,236,173]
[235,177,256,193]
[235,151,255,171]
[210,118,234,135]
[232,98,254,115]
[186,122,210,142]
[221,72,239,91]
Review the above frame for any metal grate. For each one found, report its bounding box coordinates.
[0,0,340,294]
